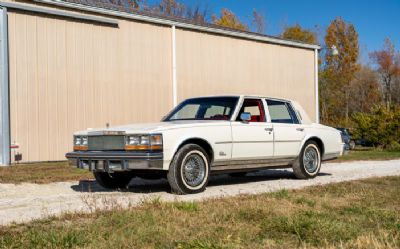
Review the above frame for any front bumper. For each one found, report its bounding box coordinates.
[65,151,163,172]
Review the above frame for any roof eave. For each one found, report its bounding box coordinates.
[34,0,321,50]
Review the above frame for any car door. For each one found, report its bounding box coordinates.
[231,98,274,160]
[265,99,305,158]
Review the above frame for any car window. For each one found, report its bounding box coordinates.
[170,104,200,120]
[236,99,265,122]
[266,100,299,124]
[204,105,231,119]
[164,97,239,121]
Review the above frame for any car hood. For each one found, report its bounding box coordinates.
[74,120,230,135]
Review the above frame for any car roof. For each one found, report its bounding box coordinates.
[185,95,294,103]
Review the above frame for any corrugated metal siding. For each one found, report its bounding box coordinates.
[176,29,316,120]
[8,11,173,162]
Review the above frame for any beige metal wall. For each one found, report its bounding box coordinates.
[8,11,173,162]
[176,29,316,120]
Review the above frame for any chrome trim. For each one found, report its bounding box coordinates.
[66,151,163,160]
[0,1,119,26]
[212,157,295,171]
[322,152,341,161]
[274,140,302,143]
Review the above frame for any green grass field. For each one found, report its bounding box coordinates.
[0,176,399,248]
[333,148,400,162]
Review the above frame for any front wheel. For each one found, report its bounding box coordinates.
[292,141,322,179]
[93,172,133,189]
[167,144,210,194]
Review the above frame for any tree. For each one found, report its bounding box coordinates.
[251,9,266,34]
[212,9,248,31]
[186,4,209,24]
[281,24,317,44]
[348,65,381,113]
[320,17,360,125]
[370,38,400,108]
[156,0,186,18]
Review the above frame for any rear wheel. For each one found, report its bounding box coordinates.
[93,172,133,189]
[292,141,321,179]
[167,144,210,195]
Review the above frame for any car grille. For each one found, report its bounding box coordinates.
[88,135,125,151]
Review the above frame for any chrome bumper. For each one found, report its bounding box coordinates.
[65,151,163,172]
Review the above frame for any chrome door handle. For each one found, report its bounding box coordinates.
[265,128,274,132]
[296,128,304,132]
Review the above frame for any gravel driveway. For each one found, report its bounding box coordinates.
[1,160,399,226]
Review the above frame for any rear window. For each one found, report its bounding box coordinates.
[266,100,299,124]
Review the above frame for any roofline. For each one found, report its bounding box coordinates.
[34,0,321,50]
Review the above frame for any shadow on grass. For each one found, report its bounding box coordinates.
[70,169,331,194]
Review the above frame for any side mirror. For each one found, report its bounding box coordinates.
[240,112,251,122]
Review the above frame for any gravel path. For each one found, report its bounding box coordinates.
[1,160,399,226]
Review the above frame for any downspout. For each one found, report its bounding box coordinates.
[0,7,10,166]
[314,48,319,124]
[171,25,177,107]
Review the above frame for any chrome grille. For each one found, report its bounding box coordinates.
[88,136,125,151]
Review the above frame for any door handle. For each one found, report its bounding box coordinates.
[296,128,304,132]
[265,128,274,132]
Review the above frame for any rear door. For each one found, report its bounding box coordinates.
[265,99,305,158]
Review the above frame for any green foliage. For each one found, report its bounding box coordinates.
[281,24,317,44]
[352,105,400,149]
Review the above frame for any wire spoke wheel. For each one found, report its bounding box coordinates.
[303,146,319,173]
[182,153,206,187]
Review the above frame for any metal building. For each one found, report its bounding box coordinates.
[0,0,320,165]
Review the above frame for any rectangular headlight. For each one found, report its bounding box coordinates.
[73,136,88,151]
[125,134,162,151]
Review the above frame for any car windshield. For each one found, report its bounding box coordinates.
[163,97,239,121]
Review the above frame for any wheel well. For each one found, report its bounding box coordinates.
[307,137,325,156]
[177,138,214,162]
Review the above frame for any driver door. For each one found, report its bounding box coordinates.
[231,98,274,160]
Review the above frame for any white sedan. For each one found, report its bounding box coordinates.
[66,95,344,194]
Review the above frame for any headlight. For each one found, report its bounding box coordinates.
[74,136,88,150]
[125,134,162,151]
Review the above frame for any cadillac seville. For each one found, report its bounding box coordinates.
[66,95,344,194]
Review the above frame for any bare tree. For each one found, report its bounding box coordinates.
[370,38,400,108]
[251,9,266,34]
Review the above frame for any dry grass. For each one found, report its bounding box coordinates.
[0,176,399,249]
[0,162,93,184]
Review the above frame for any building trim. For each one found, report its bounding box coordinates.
[171,25,177,107]
[0,7,9,166]
[0,1,119,26]
[314,48,319,123]
[34,0,320,50]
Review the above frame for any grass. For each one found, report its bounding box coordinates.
[0,162,93,184]
[333,148,400,162]
[0,176,399,248]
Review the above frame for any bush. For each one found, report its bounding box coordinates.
[352,105,400,149]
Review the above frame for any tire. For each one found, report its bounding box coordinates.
[93,172,133,189]
[167,144,210,195]
[292,141,322,179]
